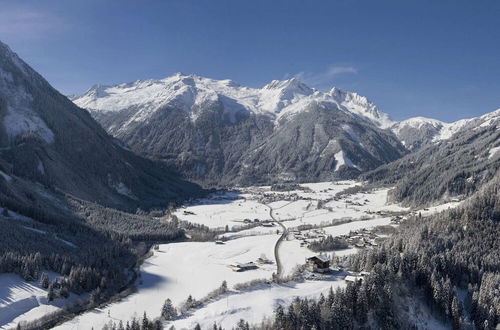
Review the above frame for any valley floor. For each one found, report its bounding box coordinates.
[3,181,462,330]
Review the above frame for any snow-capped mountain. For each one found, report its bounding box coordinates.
[364,108,500,205]
[391,117,448,150]
[73,74,394,130]
[390,111,497,150]
[0,41,201,209]
[328,87,394,128]
[72,74,407,186]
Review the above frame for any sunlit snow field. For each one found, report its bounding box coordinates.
[3,181,462,329]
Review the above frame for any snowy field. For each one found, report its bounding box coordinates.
[173,198,271,229]
[54,236,277,330]
[0,273,82,329]
[6,180,462,329]
[169,279,347,330]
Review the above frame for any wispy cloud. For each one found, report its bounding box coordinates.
[0,4,67,41]
[292,65,358,89]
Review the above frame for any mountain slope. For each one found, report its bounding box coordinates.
[391,116,471,150]
[72,74,407,186]
[363,109,500,206]
[0,41,202,210]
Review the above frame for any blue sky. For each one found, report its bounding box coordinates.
[0,0,499,122]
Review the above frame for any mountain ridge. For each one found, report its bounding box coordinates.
[0,41,203,210]
[72,74,408,186]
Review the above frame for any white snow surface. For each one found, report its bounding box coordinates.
[391,108,500,147]
[333,150,360,171]
[113,181,137,200]
[72,74,394,130]
[0,52,55,144]
[173,196,271,229]
[44,181,461,329]
[0,272,82,329]
[0,170,12,182]
[329,87,394,128]
[54,236,277,330]
[170,279,347,330]
[488,146,500,159]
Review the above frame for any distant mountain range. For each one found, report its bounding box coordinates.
[364,109,500,205]
[72,73,499,187]
[71,74,407,186]
[0,41,202,212]
[2,35,496,207]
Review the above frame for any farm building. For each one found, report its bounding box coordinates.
[230,262,259,272]
[345,275,363,283]
[306,255,330,273]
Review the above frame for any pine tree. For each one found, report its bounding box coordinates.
[40,272,49,289]
[47,283,55,301]
[142,312,149,330]
[235,319,249,330]
[220,280,228,294]
[60,286,70,299]
[161,298,177,320]
[274,304,286,329]
[451,296,461,329]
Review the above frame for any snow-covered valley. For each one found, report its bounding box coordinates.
[14,181,457,330]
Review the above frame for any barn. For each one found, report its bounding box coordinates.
[306,255,330,273]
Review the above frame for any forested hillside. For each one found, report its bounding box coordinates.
[264,172,500,329]
[0,40,207,328]
[362,112,500,206]
[72,75,407,187]
[0,40,203,211]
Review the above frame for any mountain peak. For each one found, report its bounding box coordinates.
[263,77,313,94]
[328,87,394,128]
[72,73,398,128]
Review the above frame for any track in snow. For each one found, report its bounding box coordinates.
[266,204,288,279]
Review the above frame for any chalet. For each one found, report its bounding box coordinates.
[230,262,258,272]
[257,257,272,264]
[355,241,365,248]
[306,255,330,273]
[345,275,363,283]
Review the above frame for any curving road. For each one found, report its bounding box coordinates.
[266,204,288,279]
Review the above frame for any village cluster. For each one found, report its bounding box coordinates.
[20,181,459,330]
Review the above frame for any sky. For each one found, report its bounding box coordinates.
[0,0,499,122]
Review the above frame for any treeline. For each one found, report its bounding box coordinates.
[0,216,137,299]
[264,174,500,329]
[96,175,498,330]
[362,124,500,206]
[71,199,185,242]
[2,190,223,330]
[308,235,349,252]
